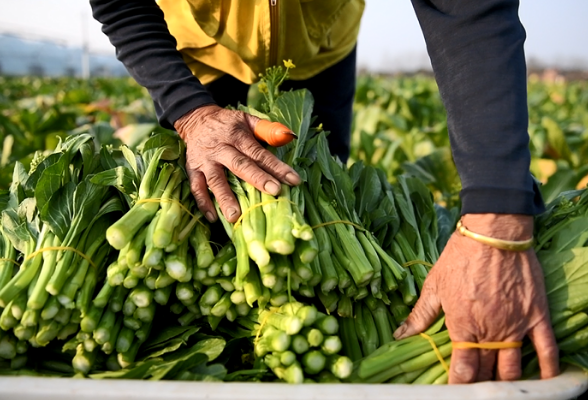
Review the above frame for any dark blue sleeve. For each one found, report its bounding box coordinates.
[89,0,215,129]
[411,0,544,215]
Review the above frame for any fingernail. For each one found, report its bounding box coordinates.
[205,212,215,222]
[285,172,300,185]
[227,208,238,218]
[264,181,281,196]
[393,325,407,339]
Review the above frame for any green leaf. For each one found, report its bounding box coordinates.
[79,142,101,179]
[142,132,184,162]
[56,133,94,155]
[34,154,69,212]
[562,352,588,373]
[69,180,107,239]
[121,146,139,177]
[190,363,227,381]
[269,89,314,164]
[541,165,588,205]
[99,147,120,171]
[40,181,75,241]
[237,105,270,121]
[224,369,268,382]
[1,203,36,253]
[140,326,201,360]
[147,353,207,381]
[316,133,334,183]
[142,326,201,351]
[90,167,138,194]
[542,248,588,314]
[542,117,573,164]
[185,338,226,362]
[9,162,28,206]
[89,359,161,380]
[357,166,382,217]
[549,214,588,253]
[402,147,460,205]
[0,190,9,213]
[435,204,458,254]
[348,161,364,190]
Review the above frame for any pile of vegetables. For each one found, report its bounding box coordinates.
[0,65,587,384]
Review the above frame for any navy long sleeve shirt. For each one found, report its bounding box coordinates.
[90,0,545,216]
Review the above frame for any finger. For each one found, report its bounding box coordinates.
[449,347,479,384]
[477,349,497,382]
[219,146,283,196]
[495,347,522,381]
[186,169,216,222]
[236,136,301,186]
[204,164,241,223]
[393,272,441,340]
[528,319,560,379]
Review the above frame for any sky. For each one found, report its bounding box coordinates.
[0,0,587,72]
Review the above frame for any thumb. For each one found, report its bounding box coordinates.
[394,273,441,340]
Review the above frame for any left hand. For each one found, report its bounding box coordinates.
[393,213,559,383]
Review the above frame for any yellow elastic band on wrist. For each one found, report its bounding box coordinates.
[456,220,533,252]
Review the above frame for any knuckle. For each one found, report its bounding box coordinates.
[196,199,209,209]
[230,154,251,171]
[245,143,266,160]
[205,170,226,189]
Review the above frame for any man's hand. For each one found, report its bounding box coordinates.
[393,213,559,383]
[174,105,301,223]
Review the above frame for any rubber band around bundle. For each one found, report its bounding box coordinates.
[403,260,435,268]
[311,220,365,231]
[420,333,451,374]
[136,198,206,229]
[452,341,523,350]
[0,258,20,267]
[233,198,297,230]
[419,332,524,374]
[24,246,96,271]
[255,308,277,345]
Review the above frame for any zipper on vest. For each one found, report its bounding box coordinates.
[269,0,279,66]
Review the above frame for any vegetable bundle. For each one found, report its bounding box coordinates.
[1,64,587,384]
[356,188,588,384]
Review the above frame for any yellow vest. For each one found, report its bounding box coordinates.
[157,0,365,85]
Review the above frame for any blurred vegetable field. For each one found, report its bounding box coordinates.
[0,76,172,189]
[351,73,588,209]
[1,73,587,207]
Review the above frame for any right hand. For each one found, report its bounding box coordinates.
[394,214,559,383]
[174,104,301,224]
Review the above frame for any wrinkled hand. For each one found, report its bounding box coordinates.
[393,213,559,383]
[174,105,300,223]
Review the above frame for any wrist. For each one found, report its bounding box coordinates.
[461,213,533,242]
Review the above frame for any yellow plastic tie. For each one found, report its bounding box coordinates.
[233,198,296,231]
[311,220,365,231]
[24,246,96,271]
[452,341,523,350]
[254,309,277,345]
[420,333,451,374]
[0,258,20,267]
[136,198,206,229]
[403,260,435,268]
